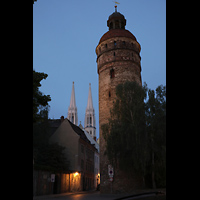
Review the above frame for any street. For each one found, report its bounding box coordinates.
[33,190,166,200]
[33,191,125,200]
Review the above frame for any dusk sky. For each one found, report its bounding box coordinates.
[33,0,166,139]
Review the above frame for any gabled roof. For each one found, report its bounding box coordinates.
[83,129,99,152]
[67,119,91,144]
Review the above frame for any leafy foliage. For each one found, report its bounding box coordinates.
[102,81,166,188]
[33,70,51,123]
[102,81,148,175]
[33,70,69,173]
[34,143,70,173]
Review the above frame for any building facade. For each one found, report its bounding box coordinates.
[96,6,143,193]
[49,118,97,191]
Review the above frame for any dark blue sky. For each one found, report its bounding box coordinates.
[33,0,166,139]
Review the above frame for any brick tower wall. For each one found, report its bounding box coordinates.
[96,36,144,193]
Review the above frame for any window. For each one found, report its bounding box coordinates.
[71,114,74,123]
[115,20,119,29]
[110,68,115,78]
[109,91,111,97]
[123,41,126,45]
[113,52,115,56]
[105,44,107,48]
[114,41,116,46]
[90,115,92,125]
[110,22,113,29]
[121,22,125,29]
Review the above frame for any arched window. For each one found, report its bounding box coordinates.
[90,115,92,126]
[71,114,74,123]
[115,20,119,29]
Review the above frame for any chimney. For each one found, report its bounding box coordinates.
[61,116,64,122]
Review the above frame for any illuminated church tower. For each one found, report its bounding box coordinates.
[84,83,96,140]
[67,82,78,125]
[96,5,143,193]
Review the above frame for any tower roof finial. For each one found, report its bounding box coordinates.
[113,1,120,12]
[115,5,117,12]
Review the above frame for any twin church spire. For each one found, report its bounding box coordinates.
[67,82,96,139]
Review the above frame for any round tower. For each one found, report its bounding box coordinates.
[96,6,143,193]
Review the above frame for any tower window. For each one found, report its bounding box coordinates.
[121,22,125,29]
[90,115,92,125]
[109,91,111,97]
[110,22,113,29]
[110,68,115,78]
[113,52,115,56]
[105,44,107,48]
[115,20,119,29]
[114,41,116,46]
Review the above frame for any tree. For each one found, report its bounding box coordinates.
[33,70,70,172]
[102,81,166,188]
[102,81,148,178]
[146,85,166,188]
[33,70,51,123]
[34,143,70,173]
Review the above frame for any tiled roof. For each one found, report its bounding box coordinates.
[99,29,136,44]
[67,119,91,144]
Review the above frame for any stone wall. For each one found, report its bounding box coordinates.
[96,35,143,193]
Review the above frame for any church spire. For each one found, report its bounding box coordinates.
[86,83,93,110]
[84,83,96,140]
[67,81,78,125]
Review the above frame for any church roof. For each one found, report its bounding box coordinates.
[98,29,136,44]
